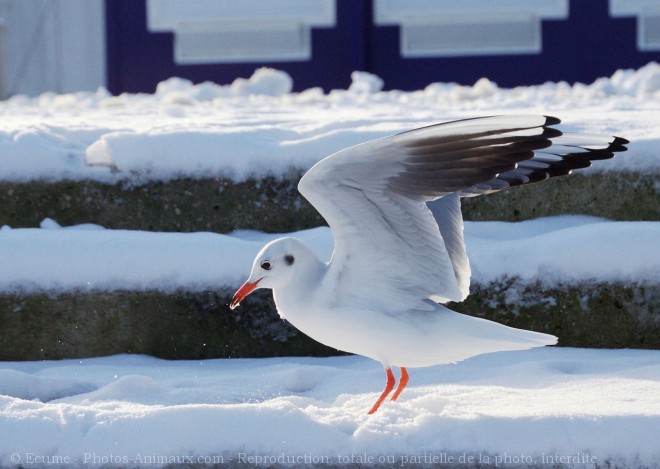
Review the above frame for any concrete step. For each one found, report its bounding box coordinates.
[1,280,657,361]
[1,172,657,234]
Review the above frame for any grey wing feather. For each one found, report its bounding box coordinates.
[428,192,470,301]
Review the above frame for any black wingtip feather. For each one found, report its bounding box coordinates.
[614,136,629,145]
[544,115,562,126]
[387,115,629,199]
[542,127,563,139]
[610,136,629,152]
[459,124,628,196]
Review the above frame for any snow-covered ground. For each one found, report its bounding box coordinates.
[0,64,659,183]
[1,349,659,468]
[1,65,659,467]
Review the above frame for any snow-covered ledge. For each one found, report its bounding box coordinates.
[0,66,659,183]
[0,217,657,360]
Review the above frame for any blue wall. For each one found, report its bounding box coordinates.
[105,0,660,94]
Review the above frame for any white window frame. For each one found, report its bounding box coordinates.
[147,0,335,64]
[610,0,660,51]
[373,0,568,57]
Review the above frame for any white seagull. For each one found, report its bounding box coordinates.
[229,115,628,414]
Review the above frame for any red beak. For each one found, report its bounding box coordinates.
[229,278,261,310]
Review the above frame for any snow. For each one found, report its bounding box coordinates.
[0,215,658,293]
[1,64,660,183]
[0,349,659,467]
[1,64,659,467]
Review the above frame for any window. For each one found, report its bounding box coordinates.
[373,0,568,57]
[147,0,335,64]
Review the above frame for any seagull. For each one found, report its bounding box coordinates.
[229,115,628,414]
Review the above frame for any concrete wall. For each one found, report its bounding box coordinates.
[0,173,656,233]
[0,281,657,361]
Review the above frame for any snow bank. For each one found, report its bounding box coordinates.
[1,64,659,183]
[0,216,657,293]
[0,348,658,467]
[154,67,294,102]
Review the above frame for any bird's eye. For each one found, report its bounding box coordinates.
[260,261,272,271]
[284,255,295,266]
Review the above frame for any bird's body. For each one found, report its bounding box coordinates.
[265,237,555,369]
[230,115,628,414]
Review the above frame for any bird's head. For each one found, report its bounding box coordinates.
[229,237,309,309]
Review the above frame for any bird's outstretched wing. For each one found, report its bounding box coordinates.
[298,115,627,313]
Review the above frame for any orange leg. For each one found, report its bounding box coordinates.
[390,367,409,401]
[367,367,395,414]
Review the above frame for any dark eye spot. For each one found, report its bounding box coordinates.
[284,255,294,266]
[260,261,272,270]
